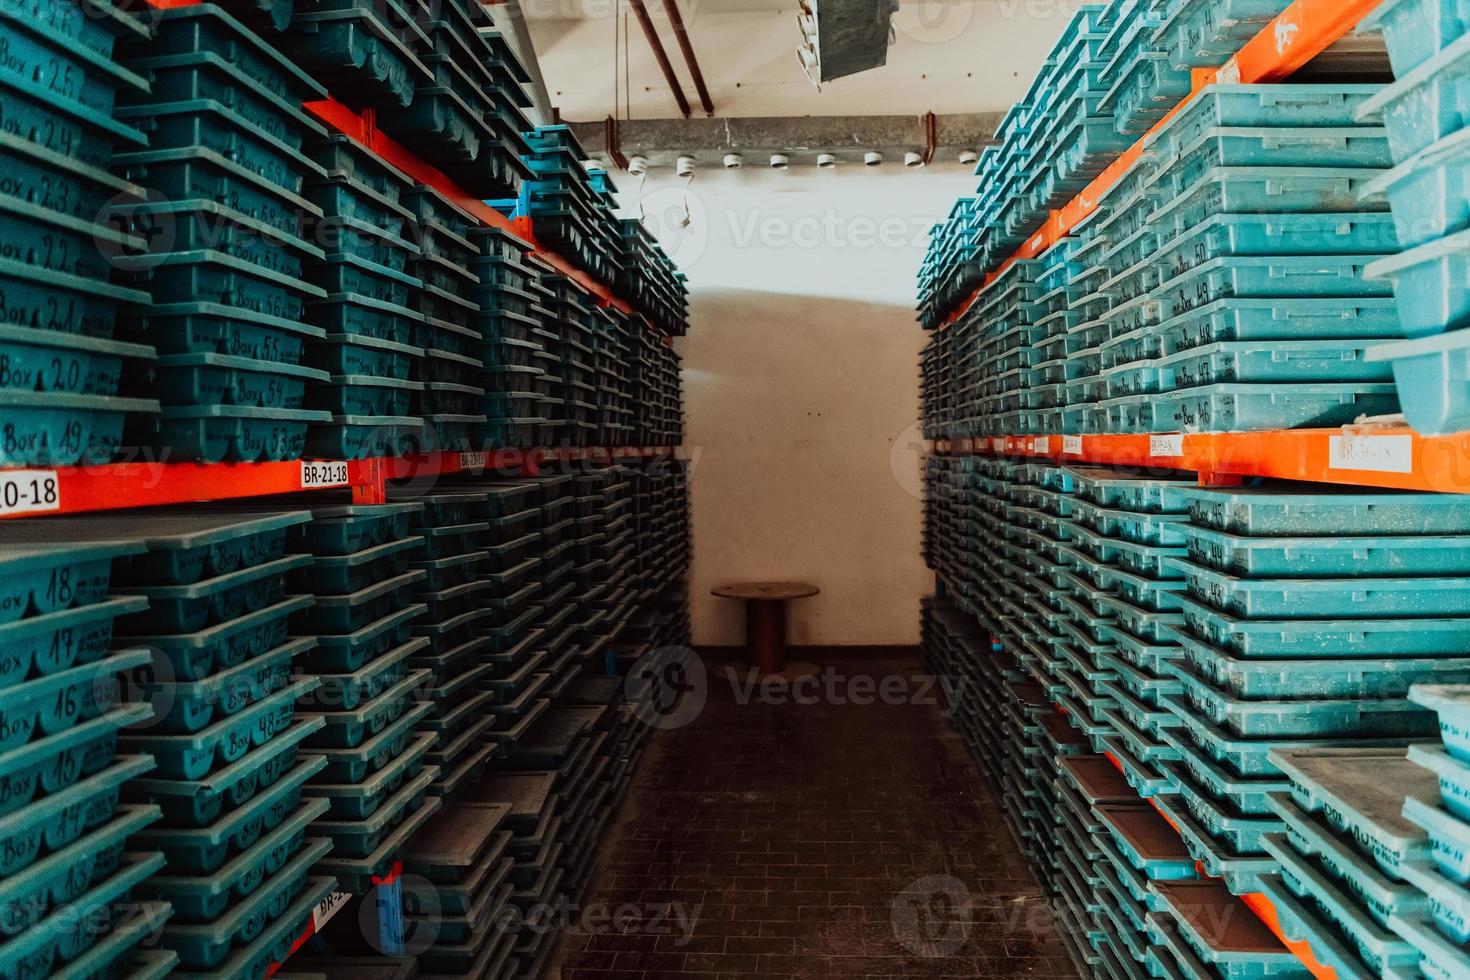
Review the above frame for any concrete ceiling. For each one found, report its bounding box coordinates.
[525,0,1065,121]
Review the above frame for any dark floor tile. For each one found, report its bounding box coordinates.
[548,655,1077,980]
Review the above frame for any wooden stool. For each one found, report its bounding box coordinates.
[712,582,820,676]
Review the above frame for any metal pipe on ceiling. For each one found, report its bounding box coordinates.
[627,0,692,118]
[662,0,714,116]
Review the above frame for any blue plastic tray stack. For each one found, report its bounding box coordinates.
[517,126,620,286]
[522,472,587,706]
[616,218,690,337]
[1029,5,1135,215]
[1103,84,1403,434]
[977,261,1046,438]
[592,307,637,445]
[298,133,428,460]
[25,509,337,980]
[379,487,505,802]
[470,226,553,449]
[1391,686,1470,978]
[451,769,560,980]
[400,799,518,980]
[281,0,434,111]
[1153,486,1470,914]
[1063,467,1199,802]
[564,672,646,827]
[503,701,614,910]
[0,0,165,469]
[112,4,346,464]
[0,523,175,979]
[1357,1,1470,435]
[455,477,558,767]
[1023,240,1083,434]
[577,468,639,636]
[1257,745,1442,980]
[1097,0,1191,138]
[212,0,294,34]
[376,0,532,198]
[1054,753,1170,977]
[631,321,685,447]
[275,501,442,898]
[552,293,604,449]
[405,184,488,411]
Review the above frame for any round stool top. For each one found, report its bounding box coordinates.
[712,582,821,601]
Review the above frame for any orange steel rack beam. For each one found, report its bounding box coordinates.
[0,447,682,520]
[937,0,1389,332]
[938,426,1470,494]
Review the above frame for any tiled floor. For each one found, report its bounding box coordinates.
[549,655,1078,979]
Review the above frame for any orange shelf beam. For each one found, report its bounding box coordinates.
[936,0,1387,331]
[0,448,682,519]
[937,426,1470,494]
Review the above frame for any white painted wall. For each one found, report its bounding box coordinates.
[618,162,974,645]
[527,0,1075,121]
[524,1,1077,644]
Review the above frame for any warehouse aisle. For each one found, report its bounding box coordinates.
[550,656,1076,978]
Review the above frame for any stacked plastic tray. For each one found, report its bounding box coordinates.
[1113,85,1401,433]
[0,524,174,979]
[1058,467,1197,803]
[1147,488,1470,928]
[565,673,649,811]
[918,0,1311,336]
[402,801,518,980]
[284,501,442,896]
[515,126,621,285]
[281,0,434,110]
[406,183,487,388]
[44,510,337,979]
[616,218,690,338]
[301,134,428,459]
[591,308,636,444]
[388,488,504,800]
[0,0,163,468]
[459,477,555,769]
[1358,2,1470,433]
[917,457,1470,978]
[503,704,609,905]
[470,227,552,448]
[376,0,533,196]
[1391,686,1470,978]
[633,325,686,447]
[1259,745,1441,979]
[455,769,563,980]
[113,4,341,463]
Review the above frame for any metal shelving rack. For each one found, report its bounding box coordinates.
[926,0,1457,499]
[2,0,692,972]
[0,0,684,522]
[929,2,1428,978]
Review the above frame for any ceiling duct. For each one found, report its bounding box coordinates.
[797,0,900,85]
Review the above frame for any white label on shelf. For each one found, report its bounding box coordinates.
[312,890,351,932]
[1031,436,1051,454]
[299,461,350,489]
[1150,434,1185,457]
[1062,436,1084,455]
[1217,58,1242,85]
[991,437,1006,452]
[458,452,488,470]
[0,470,60,516]
[1328,434,1413,474]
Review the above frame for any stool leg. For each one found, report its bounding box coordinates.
[746,599,788,676]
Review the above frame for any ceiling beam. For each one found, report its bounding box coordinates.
[568,113,1001,167]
